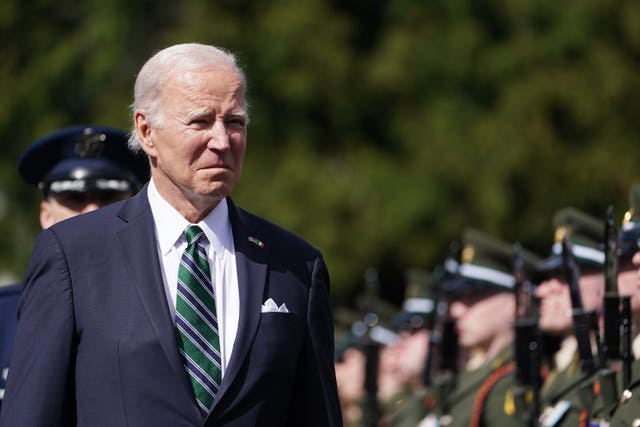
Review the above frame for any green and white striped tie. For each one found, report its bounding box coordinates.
[175,225,221,415]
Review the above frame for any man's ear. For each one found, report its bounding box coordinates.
[134,110,158,157]
[39,200,54,229]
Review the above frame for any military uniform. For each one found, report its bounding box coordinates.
[413,229,539,426]
[386,246,461,427]
[609,359,640,426]
[444,346,517,427]
[375,268,437,427]
[535,207,608,426]
[538,350,599,427]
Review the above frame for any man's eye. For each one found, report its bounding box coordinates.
[190,118,211,126]
[226,118,246,127]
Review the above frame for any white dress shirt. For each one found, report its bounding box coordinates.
[147,179,239,375]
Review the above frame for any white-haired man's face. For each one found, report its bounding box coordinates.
[135,64,248,219]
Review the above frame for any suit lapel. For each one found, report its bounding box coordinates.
[210,198,268,414]
[112,188,195,402]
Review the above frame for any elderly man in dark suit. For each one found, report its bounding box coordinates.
[0,43,342,426]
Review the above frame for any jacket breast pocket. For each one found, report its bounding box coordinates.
[249,312,304,378]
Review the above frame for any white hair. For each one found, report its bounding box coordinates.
[128,43,248,153]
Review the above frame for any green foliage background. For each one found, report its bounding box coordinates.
[1,0,640,307]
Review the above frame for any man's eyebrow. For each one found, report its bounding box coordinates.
[228,110,248,118]
[184,107,212,119]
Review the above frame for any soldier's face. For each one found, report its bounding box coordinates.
[535,276,573,335]
[334,348,365,403]
[450,292,515,351]
[39,191,130,229]
[395,329,430,384]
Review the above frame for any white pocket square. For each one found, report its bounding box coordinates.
[261,298,289,313]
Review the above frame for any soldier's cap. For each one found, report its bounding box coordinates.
[391,268,436,332]
[333,300,401,361]
[18,125,149,196]
[537,207,605,274]
[443,228,539,296]
[619,183,640,260]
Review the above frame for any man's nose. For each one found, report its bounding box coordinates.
[449,301,467,319]
[632,250,640,269]
[207,120,231,151]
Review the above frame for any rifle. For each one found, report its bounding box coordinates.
[621,296,632,389]
[592,207,627,413]
[428,316,458,417]
[512,243,541,426]
[602,206,622,361]
[422,267,458,384]
[360,268,381,427]
[421,245,460,416]
[561,237,596,375]
[601,206,634,390]
[422,266,443,387]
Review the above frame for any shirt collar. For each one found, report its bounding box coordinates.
[147,178,231,256]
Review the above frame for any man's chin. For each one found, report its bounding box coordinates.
[194,183,234,201]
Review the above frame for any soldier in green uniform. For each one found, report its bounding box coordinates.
[386,245,461,427]
[420,228,536,427]
[334,273,401,427]
[381,268,437,427]
[535,207,606,427]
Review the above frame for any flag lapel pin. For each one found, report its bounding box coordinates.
[248,236,265,248]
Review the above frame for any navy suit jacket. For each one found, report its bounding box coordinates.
[0,188,342,426]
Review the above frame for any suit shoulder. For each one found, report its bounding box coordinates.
[49,200,127,236]
[235,205,321,255]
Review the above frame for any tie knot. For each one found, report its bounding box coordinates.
[185,225,206,246]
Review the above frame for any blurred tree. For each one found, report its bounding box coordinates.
[1,0,640,308]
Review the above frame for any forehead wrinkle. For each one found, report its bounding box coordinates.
[169,79,246,118]
[167,66,244,96]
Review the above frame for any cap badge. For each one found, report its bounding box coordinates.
[461,244,475,264]
[554,226,568,244]
[75,128,106,158]
[623,209,635,225]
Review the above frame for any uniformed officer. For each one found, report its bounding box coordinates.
[420,228,538,427]
[0,125,148,412]
[535,207,606,427]
[387,247,461,427]
[608,184,640,426]
[334,269,402,427]
[380,268,436,427]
